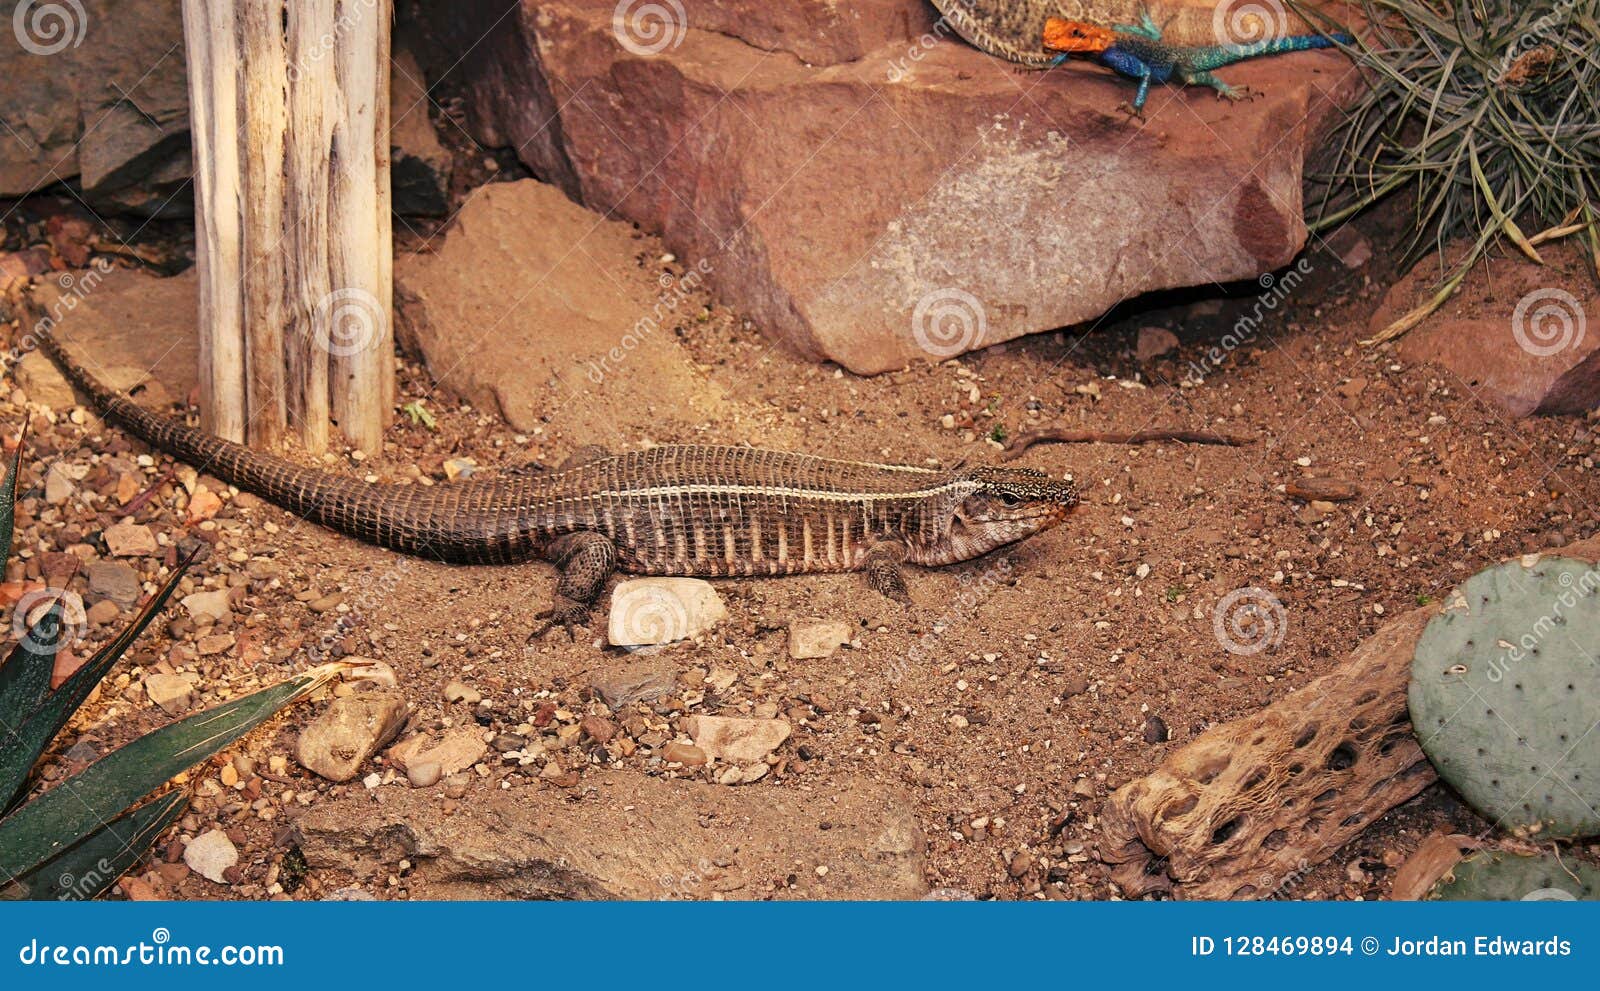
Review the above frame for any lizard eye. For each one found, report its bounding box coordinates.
[998,493,1023,507]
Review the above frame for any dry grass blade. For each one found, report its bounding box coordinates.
[1296,0,1600,341]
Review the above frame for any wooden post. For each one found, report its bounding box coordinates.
[181,0,393,454]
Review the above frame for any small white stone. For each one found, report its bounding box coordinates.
[181,589,232,623]
[787,619,852,659]
[183,829,238,884]
[607,578,726,647]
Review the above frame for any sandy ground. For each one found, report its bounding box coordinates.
[4,173,1599,901]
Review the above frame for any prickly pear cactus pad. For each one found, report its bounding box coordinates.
[1410,554,1600,839]
[1427,850,1600,901]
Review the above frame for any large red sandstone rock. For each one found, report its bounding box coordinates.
[406,0,1356,372]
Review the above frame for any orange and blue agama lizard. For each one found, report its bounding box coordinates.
[1041,13,1352,117]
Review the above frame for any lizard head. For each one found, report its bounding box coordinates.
[1043,18,1116,55]
[943,465,1078,559]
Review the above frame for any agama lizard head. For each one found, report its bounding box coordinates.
[942,465,1078,560]
[1042,18,1116,55]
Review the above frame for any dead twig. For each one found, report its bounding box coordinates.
[1003,428,1249,460]
[118,467,177,518]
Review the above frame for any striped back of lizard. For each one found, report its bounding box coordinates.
[36,324,1074,574]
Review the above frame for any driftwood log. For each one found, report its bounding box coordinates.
[1099,608,1437,899]
[181,0,394,454]
[1100,537,1600,899]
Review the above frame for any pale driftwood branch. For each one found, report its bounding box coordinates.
[1098,537,1600,900]
[182,0,393,454]
[180,0,245,444]
[1099,606,1437,899]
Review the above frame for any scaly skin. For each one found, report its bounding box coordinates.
[930,1,1323,67]
[33,317,1078,640]
[1042,15,1350,115]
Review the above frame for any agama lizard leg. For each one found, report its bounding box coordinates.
[530,531,617,640]
[1183,70,1258,103]
[1113,64,1154,121]
[862,541,913,605]
[1115,12,1163,40]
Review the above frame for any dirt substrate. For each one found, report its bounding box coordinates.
[4,191,1600,901]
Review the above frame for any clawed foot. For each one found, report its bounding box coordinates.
[866,563,914,607]
[879,584,915,608]
[1116,102,1148,123]
[529,598,592,642]
[1218,85,1260,104]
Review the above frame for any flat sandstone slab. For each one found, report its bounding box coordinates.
[296,769,927,899]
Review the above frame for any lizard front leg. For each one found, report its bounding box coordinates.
[862,541,914,605]
[1098,50,1155,120]
[531,531,617,640]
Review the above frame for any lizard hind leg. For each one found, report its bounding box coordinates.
[1182,69,1258,103]
[530,531,617,641]
[501,444,614,478]
[558,445,614,470]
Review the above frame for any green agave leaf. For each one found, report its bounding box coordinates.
[0,552,192,811]
[0,663,343,881]
[0,425,23,564]
[0,600,67,810]
[1,791,187,901]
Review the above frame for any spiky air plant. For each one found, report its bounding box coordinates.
[1297,0,1600,341]
[0,433,343,899]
